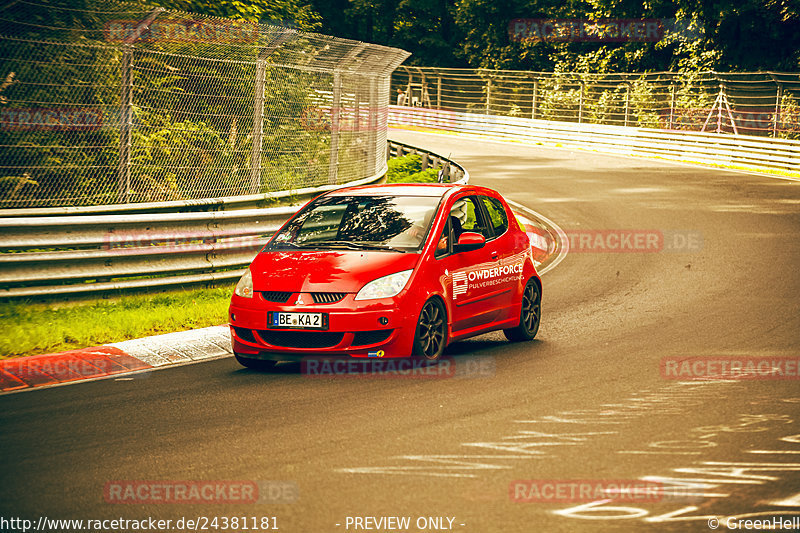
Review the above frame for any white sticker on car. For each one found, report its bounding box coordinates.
[451,260,524,300]
[452,271,468,298]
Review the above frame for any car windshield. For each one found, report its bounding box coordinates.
[267,195,441,253]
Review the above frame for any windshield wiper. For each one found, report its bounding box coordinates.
[269,241,318,250]
[322,240,407,253]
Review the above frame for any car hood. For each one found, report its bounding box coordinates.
[250,250,421,293]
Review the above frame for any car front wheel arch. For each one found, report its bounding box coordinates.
[411,296,448,362]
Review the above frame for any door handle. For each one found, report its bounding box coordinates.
[491,252,499,260]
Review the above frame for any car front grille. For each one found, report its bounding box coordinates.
[256,330,345,349]
[311,292,347,304]
[261,291,345,304]
[352,329,394,347]
[261,291,292,303]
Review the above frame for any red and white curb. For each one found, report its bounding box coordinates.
[510,202,568,275]
[0,326,231,393]
[0,208,565,395]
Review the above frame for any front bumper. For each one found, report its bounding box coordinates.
[229,292,417,359]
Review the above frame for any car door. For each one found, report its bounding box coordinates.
[477,194,525,322]
[434,195,503,333]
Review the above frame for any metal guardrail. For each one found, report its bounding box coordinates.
[388,106,800,173]
[0,166,389,218]
[0,142,468,298]
[387,140,469,184]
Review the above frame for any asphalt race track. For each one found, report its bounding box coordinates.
[2,129,800,532]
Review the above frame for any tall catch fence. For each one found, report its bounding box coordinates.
[393,67,800,138]
[0,0,409,209]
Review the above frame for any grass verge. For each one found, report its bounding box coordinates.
[0,284,234,359]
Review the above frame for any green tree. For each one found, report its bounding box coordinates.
[308,0,800,72]
[149,0,321,30]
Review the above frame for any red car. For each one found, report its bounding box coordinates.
[229,183,541,369]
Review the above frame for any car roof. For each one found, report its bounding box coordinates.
[326,183,474,198]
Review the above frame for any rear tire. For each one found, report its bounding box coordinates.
[412,298,447,362]
[235,354,278,371]
[504,278,541,342]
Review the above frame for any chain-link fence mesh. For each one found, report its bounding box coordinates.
[0,0,409,208]
[393,67,800,138]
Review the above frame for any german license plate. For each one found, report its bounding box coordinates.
[269,311,327,329]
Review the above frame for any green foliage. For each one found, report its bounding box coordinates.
[386,153,439,183]
[629,78,661,129]
[0,37,124,206]
[0,0,343,207]
[537,77,581,121]
[778,94,800,140]
[586,85,626,125]
[308,0,800,72]
[150,0,321,30]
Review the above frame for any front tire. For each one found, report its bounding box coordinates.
[235,354,278,371]
[504,278,541,342]
[412,298,447,362]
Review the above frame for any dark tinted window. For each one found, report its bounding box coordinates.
[450,196,491,239]
[481,196,509,237]
[268,195,440,252]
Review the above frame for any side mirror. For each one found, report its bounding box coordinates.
[455,231,486,253]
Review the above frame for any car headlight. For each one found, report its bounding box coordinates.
[354,269,413,301]
[234,268,254,298]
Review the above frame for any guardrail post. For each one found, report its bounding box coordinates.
[118,46,133,203]
[773,83,783,138]
[354,86,361,133]
[437,76,442,109]
[420,70,428,107]
[117,8,164,204]
[250,59,266,194]
[578,81,584,124]
[328,70,342,184]
[669,84,676,129]
[531,79,538,120]
[624,82,631,127]
[369,77,378,175]
[486,76,492,115]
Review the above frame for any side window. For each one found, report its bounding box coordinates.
[481,196,509,238]
[450,196,491,239]
[434,217,451,258]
